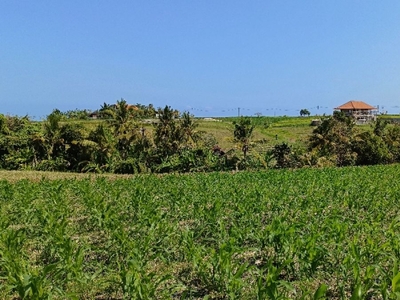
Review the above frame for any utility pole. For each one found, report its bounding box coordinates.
[238,107,240,117]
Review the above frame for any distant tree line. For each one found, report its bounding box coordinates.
[49,100,165,120]
[0,100,237,173]
[1,104,400,174]
[300,109,310,117]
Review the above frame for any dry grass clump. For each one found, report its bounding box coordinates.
[0,170,135,182]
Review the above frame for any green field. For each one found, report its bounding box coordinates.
[44,114,398,152]
[63,116,317,150]
[1,165,400,299]
[195,116,316,149]
[61,113,385,151]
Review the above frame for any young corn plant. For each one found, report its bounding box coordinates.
[0,228,60,299]
[117,249,170,300]
[256,259,296,300]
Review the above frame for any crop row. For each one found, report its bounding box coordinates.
[1,165,400,299]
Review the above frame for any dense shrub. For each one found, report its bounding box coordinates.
[3,109,400,173]
[353,131,392,165]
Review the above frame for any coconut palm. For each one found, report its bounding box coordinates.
[153,106,183,156]
[233,117,255,158]
[180,112,201,147]
[43,112,63,160]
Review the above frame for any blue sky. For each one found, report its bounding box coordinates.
[1,1,400,119]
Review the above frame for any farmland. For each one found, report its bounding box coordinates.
[5,105,400,174]
[1,165,400,299]
[64,115,317,149]
[1,108,321,174]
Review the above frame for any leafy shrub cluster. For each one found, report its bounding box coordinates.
[2,106,400,174]
[306,112,400,167]
[0,102,243,173]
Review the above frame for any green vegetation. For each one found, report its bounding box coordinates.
[1,165,400,298]
[3,105,400,298]
[299,109,311,117]
[2,105,400,174]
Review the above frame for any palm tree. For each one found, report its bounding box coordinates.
[86,124,117,172]
[180,112,201,147]
[43,112,63,160]
[107,99,134,136]
[153,106,183,156]
[233,117,255,158]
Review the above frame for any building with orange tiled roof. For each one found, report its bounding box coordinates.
[335,100,377,123]
[127,104,139,111]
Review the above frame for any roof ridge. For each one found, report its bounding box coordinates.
[335,100,376,110]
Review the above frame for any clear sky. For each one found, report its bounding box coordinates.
[1,1,400,119]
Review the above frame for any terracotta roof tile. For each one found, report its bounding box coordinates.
[335,101,376,110]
